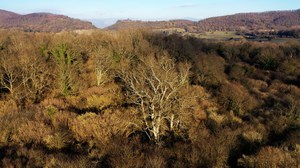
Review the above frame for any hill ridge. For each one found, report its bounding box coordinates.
[106,9,300,32]
[0,9,97,32]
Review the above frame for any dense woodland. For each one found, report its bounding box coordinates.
[1,9,299,34]
[0,29,299,167]
[195,10,300,32]
[107,10,300,33]
[247,29,300,39]
[0,10,96,32]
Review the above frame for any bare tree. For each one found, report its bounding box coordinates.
[120,53,191,142]
[0,56,22,96]
[20,55,52,102]
[93,48,113,86]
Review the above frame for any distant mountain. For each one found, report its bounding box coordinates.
[0,10,19,21]
[106,9,300,32]
[195,10,300,32]
[0,9,97,32]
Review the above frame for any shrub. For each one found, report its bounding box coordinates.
[238,146,297,168]
[219,82,259,116]
[254,47,281,71]
[43,131,72,150]
[193,54,227,89]
[241,131,263,144]
[69,111,128,149]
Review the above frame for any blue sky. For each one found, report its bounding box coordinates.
[1,0,299,27]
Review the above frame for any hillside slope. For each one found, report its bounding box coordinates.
[0,9,97,32]
[196,10,300,31]
[106,9,300,32]
[0,9,19,21]
[106,19,194,31]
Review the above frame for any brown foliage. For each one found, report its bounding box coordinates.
[0,9,96,32]
[0,30,299,167]
[238,146,298,168]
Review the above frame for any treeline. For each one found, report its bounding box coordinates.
[195,10,300,32]
[106,19,194,31]
[0,10,96,32]
[107,10,300,33]
[0,30,299,167]
[277,29,300,38]
[241,29,300,39]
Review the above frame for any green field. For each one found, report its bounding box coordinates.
[186,31,243,40]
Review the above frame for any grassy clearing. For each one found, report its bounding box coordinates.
[187,31,243,40]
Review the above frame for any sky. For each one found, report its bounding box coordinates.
[1,0,299,27]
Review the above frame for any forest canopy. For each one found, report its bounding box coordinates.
[0,29,299,167]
